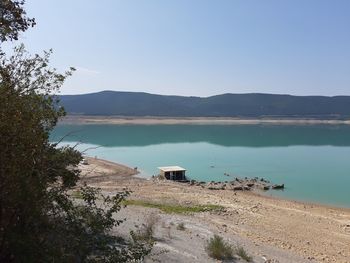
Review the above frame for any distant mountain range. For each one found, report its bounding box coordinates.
[59,91,350,118]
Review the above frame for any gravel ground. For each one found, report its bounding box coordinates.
[115,206,312,263]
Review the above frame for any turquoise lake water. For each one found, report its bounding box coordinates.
[51,124,350,208]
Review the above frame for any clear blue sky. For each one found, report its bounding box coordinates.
[16,0,350,96]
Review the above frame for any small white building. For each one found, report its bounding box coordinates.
[158,166,186,181]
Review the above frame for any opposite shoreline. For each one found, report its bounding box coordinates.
[61,115,350,125]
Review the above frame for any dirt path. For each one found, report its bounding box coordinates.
[79,157,350,263]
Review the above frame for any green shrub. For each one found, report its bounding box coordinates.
[206,235,233,260]
[235,246,253,262]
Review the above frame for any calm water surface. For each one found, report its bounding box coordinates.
[51,124,350,208]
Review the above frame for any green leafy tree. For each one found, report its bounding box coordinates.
[0,0,35,42]
[0,1,153,262]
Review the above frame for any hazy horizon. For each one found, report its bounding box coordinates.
[61,89,350,97]
[12,0,350,97]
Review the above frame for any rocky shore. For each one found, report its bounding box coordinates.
[185,177,284,191]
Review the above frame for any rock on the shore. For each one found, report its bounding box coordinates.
[185,177,283,192]
[272,184,285,190]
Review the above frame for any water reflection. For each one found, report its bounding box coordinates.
[51,124,350,147]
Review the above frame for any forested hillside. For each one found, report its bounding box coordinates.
[60,91,350,118]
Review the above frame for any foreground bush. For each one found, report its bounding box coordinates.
[235,246,253,262]
[206,235,253,262]
[206,235,234,260]
[0,1,153,261]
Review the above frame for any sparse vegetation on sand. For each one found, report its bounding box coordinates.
[206,235,234,260]
[131,213,159,243]
[235,246,253,262]
[206,235,253,262]
[176,222,186,231]
[123,199,223,214]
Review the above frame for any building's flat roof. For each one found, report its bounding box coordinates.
[158,166,186,172]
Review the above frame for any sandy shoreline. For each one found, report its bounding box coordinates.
[61,115,350,125]
[78,157,350,262]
